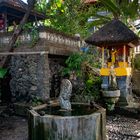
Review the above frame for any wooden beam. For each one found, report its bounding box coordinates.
[102,47,104,68]
[1,12,7,32]
[7,13,22,20]
[128,42,136,48]
[123,45,126,67]
[0,51,48,56]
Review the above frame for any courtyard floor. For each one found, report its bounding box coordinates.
[0,108,140,140]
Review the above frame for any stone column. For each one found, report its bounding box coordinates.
[40,53,50,101]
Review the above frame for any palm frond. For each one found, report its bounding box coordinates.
[99,0,121,19]
[88,19,109,30]
[120,0,139,20]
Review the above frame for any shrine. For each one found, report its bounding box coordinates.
[86,19,138,106]
[0,0,45,32]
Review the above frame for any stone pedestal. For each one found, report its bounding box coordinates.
[101,76,131,106]
[102,90,120,110]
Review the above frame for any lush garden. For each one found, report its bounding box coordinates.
[0,0,140,140]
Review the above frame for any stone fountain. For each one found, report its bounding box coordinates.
[28,79,106,140]
[102,66,120,110]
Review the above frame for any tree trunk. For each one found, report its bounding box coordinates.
[3,0,36,68]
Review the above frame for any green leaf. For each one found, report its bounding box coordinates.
[88,19,109,28]
[99,0,121,19]
[120,0,139,19]
[0,68,7,78]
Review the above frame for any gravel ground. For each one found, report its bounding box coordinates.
[0,116,28,140]
[107,115,140,140]
[0,110,139,140]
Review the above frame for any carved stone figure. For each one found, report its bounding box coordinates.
[59,79,72,110]
[109,66,118,90]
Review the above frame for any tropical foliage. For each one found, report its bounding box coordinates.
[36,0,140,37]
[0,68,7,79]
[134,54,140,70]
[36,0,100,37]
[96,0,140,34]
[61,48,102,102]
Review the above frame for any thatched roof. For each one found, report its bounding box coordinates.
[85,19,138,46]
[0,0,26,9]
[0,0,46,25]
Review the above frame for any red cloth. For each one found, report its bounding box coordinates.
[117,47,129,56]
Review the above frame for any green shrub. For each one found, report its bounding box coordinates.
[134,54,140,70]
[61,49,102,103]
[0,68,7,78]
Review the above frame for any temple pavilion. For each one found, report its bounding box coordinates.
[0,0,45,31]
[85,19,138,106]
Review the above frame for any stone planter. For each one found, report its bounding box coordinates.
[102,90,120,110]
[28,103,106,140]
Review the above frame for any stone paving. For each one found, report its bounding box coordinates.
[107,115,140,140]
[0,116,28,140]
[0,109,140,140]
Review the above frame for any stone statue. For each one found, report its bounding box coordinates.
[59,79,72,110]
[109,66,118,90]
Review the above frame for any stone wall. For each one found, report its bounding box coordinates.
[117,76,131,106]
[132,70,140,97]
[131,70,140,107]
[0,53,68,103]
[9,53,50,103]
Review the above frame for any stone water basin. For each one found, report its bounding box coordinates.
[28,103,106,140]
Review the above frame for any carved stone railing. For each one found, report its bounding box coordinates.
[0,29,80,48]
[39,31,80,47]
